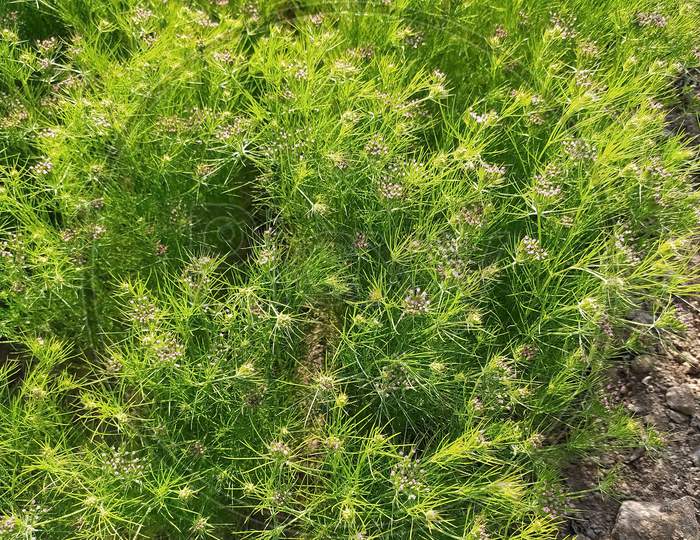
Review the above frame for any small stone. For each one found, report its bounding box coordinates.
[627,402,645,415]
[678,351,696,364]
[672,336,687,347]
[611,497,699,539]
[692,415,700,431]
[644,413,666,428]
[666,384,697,416]
[685,363,699,376]
[599,454,615,467]
[624,447,645,464]
[681,351,700,376]
[605,366,620,379]
[691,447,700,468]
[667,409,690,424]
[630,354,655,375]
[629,309,654,325]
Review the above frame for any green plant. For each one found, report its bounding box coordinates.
[1,0,698,538]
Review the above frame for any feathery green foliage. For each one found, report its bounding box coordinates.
[1,0,699,538]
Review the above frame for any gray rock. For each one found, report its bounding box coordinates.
[631,354,655,375]
[667,409,691,424]
[666,384,697,416]
[692,447,700,468]
[611,497,699,539]
[692,415,700,431]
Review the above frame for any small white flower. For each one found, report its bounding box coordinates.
[404,287,430,314]
[520,235,548,261]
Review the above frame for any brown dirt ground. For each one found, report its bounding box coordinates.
[562,67,700,539]
[563,297,700,538]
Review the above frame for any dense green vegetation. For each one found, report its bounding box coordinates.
[1,0,699,538]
